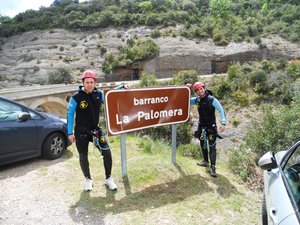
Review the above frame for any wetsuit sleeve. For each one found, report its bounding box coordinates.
[190,97,197,105]
[212,98,226,125]
[67,97,77,135]
[99,89,104,102]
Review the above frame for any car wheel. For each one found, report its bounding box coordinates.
[262,194,268,225]
[42,133,66,160]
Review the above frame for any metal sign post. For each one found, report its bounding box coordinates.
[120,133,127,177]
[171,124,177,164]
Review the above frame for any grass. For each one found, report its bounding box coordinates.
[62,134,261,225]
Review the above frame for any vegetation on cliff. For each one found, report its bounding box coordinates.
[0,0,299,45]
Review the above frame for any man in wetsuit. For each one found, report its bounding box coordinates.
[67,70,118,191]
[190,82,226,177]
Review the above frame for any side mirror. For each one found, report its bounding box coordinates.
[18,112,31,122]
[258,151,278,171]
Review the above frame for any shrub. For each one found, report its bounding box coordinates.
[48,67,72,84]
[19,53,35,62]
[213,78,232,100]
[227,64,242,81]
[139,73,159,87]
[0,74,6,81]
[260,60,275,72]
[286,60,300,80]
[151,29,160,38]
[177,143,201,159]
[253,36,261,45]
[245,102,300,159]
[228,144,257,182]
[169,70,198,86]
[212,31,229,46]
[249,69,267,87]
[232,90,249,106]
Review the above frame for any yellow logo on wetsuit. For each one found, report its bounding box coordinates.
[79,100,88,109]
[208,134,214,141]
[196,103,200,108]
[100,136,106,142]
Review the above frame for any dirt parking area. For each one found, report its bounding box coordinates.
[0,152,106,225]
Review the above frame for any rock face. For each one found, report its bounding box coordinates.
[0,26,299,88]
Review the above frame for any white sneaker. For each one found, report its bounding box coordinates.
[105,176,117,191]
[85,178,93,191]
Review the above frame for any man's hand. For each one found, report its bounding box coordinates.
[68,134,75,143]
[219,124,225,132]
[124,85,130,90]
[186,83,192,89]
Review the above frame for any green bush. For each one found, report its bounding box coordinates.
[213,77,232,100]
[19,53,35,62]
[169,70,198,86]
[227,64,242,81]
[260,60,275,72]
[0,74,6,81]
[151,29,160,38]
[229,98,300,181]
[228,144,257,182]
[249,69,267,87]
[286,60,300,80]
[245,102,300,159]
[48,67,72,84]
[212,31,229,46]
[139,73,159,87]
[177,143,201,159]
[232,90,249,106]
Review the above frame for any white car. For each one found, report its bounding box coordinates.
[259,141,300,225]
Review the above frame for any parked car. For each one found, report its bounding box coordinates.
[258,141,300,225]
[0,96,71,166]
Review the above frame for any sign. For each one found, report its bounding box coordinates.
[105,86,190,135]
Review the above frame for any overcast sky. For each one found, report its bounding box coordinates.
[0,0,85,18]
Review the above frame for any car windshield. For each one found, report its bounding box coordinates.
[283,145,300,209]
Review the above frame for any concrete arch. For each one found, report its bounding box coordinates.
[29,96,68,117]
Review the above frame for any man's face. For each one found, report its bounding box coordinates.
[83,78,96,93]
[195,86,205,97]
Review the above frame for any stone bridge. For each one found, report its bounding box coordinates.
[0,81,137,118]
[0,84,79,117]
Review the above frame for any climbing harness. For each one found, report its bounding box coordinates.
[91,128,110,156]
[200,127,217,150]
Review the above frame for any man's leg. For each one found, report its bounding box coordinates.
[96,131,117,191]
[76,134,91,179]
[197,127,209,167]
[76,133,93,190]
[207,128,217,177]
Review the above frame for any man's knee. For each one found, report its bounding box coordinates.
[102,149,112,158]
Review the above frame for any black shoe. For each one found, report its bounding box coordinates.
[210,166,217,177]
[197,161,209,167]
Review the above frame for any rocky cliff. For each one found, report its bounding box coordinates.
[0,26,299,88]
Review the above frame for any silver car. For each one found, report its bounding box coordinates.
[259,141,300,225]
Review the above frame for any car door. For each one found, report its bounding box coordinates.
[265,143,300,225]
[0,98,38,165]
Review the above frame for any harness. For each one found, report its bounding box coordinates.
[91,127,110,154]
[200,127,217,150]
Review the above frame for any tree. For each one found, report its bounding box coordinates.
[209,0,231,18]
